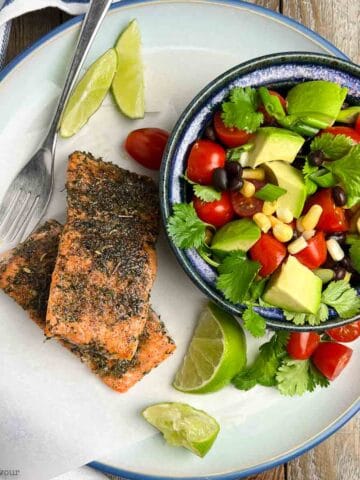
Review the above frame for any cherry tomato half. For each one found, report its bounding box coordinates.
[312,342,353,380]
[305,188,349,233]
[287,332,321,360]
[249,233,287,277]
[322,126,360,143]
[193,192,234,228]
[294,231,327,269]
[230,191,264,217]
[125,128,169,170]
[213,111,252,148]
[326,321,360,343]
[187,140,226,185]
[258,90,287,125]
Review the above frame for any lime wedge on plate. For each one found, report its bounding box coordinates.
[60,48,117,137]
[143,402,220,457]
[173,302,246,393]
[112,19,145,118]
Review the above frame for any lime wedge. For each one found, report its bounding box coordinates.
[60,48,117,138]
[112,19,144,119]
[143,402,220,457]
[173,302,246,394]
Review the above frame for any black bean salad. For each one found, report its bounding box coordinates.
[167,81,360,339]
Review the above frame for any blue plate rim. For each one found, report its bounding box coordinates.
[0,1,356,479]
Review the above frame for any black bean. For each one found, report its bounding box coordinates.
[323,256,337,269]
[292,229,301,241]
[334,266,346,280]
[328,232,346,244]
[332,186,347,207]
[212,167,228,191]
[340,256,354,272]
[203,124,217,142]
[308,150,326,167]
[225,161,243,179]
[228,177,244,192]
[292,157,305,170]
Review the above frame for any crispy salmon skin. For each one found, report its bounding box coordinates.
[0,221,175,393]
[46,152,159,360]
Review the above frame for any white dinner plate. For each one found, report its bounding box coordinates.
[0,1,358,479]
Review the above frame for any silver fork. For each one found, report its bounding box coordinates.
[0,0,113,249]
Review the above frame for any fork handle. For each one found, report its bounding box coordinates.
[43,0,113,151]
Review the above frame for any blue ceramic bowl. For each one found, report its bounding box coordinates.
[160,52,360,331]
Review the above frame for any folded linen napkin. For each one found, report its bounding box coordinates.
[0,0,113,68]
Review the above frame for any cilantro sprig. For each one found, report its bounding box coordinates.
[221,87,263,133]
[310,133,353,160]
[276,358,329,397]
[321,280,360,318]
[167,203,210,249]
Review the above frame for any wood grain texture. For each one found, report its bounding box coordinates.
[2,2,359,480]
[282,0,360,63]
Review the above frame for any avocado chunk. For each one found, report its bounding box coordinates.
[243,127,304,168]
[211,219,260,253]
[287,81,348,128]
[265,161,306,218]
[263,255,322,314]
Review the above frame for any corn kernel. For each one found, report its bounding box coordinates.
[326,238,345,262]
[262,200,277,216]
[273,223,293,243]
[253,213,271,233]
[240,180,256,198]
[344,272,352,283]
[303,229,316,240]
[296,217,305,232]
[288,237,308,254]
[301,204,323,231]
[357,217,360,235]
[276,207,293,224]
[242,167,266,181]
[269,215,283,228]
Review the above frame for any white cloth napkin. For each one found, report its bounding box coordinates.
[0,0,110,67]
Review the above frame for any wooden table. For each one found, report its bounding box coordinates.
[3,1,359,479]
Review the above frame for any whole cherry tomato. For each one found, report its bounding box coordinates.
[193,192,234,228]
[258,90,287,125]
[294,231,327,269]
[326,321,360,343]
[312,342,353,380]
[213,111,252,147]
[305,188,349,233]
[249,233,287,277]
[187,140,226,185]
[322,126,360,143]
[287,332,321,360]
[125,128,169,170]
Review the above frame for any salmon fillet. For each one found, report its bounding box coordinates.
[0,221,175,393]
[46,152,159,360]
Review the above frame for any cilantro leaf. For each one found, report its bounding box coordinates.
[221,87,263,133]
[302,158,318,195]
[193,184,221,202]
[216,252,260,304]
[276,358,311,396]
[167,203,208,249]
[310,133,354,160]
[325,144,360,207]
[242,305,266,338]
[349,239,360,274]
[308,362,330,391]
[232,331,289,390]
[246,277,267,303]
[322,280,360,318]
[283,303,329,326]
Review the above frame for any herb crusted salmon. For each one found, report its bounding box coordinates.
[46,152,159,360]
[0,221,175,393]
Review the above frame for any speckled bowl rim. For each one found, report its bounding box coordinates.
[160,52,360,331]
